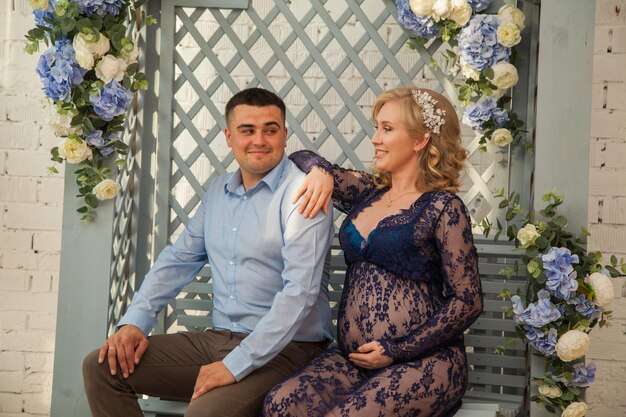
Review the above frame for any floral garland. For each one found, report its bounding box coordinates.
[483,190,626,417]
[396,3,626,416]
[25,0,154,221]
[396,0,526,151]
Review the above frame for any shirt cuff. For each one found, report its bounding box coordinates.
[117,301,156,336]
[221,346,254,382]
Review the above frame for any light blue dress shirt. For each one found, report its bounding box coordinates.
[118,156,334,381]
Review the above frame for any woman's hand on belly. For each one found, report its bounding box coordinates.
[348,340,393,369]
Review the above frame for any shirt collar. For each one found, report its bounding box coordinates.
[224,155,289,195]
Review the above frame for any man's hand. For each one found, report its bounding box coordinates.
[348,341,393,369]
[191,361,236,400]
[98,324,149,379]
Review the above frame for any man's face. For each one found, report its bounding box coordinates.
[225,104,287,189]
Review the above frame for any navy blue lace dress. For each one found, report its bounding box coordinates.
[263,151,483,417]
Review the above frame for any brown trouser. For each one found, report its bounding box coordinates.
[83,329,326,417]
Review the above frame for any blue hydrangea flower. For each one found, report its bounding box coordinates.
[36,37,86,102]
[543,247,580,300]
[395,0,439,40]
[90,81,133,121]
[461,96,509,131]
[568,362,596,387]
[101,131,122,156]
[85,130,105,148]
[567,295,602,321]
[468,0,493,13]
[458,15,511,71]
[546,270,578,300]
[543,247,579,271]
[525,327,558,357]
[73,0,124,17]
[511,290,561,328]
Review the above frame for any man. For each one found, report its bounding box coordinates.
[83,88,334,417]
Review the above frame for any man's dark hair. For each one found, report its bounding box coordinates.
[225,88,286,124]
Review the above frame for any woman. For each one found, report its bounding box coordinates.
[263,87,483,417]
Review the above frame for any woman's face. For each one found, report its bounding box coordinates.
[371,100,422,175]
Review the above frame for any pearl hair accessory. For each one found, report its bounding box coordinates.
[412,90,446,134]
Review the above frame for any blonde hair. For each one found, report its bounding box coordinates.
[371,87,466,192]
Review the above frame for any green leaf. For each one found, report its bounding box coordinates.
[526,247,539,258]
[610,255,618,266]
[85,193,99,208]
[535,236,548,250]
[553,215,567,227]
[606,265,620,278]
[126,63,138,76]
[75,17,92,32]
[483,67,494,80]
[527,260,539,275]
[77,206,89,213]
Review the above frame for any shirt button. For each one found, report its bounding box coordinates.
[243,196,248,200]
[232,227,237,232]
[229,260,234,265]
[229,294,235,299]
[233,323,238,328]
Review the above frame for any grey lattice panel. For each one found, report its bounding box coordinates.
[107,21,147,335]
[153,0,522,332]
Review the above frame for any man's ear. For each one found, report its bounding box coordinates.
[225,127,232,148]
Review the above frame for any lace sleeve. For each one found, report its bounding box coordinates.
[379,196,483,362]
[289,150,375,214]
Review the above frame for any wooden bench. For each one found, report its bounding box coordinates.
[140,237,526,417]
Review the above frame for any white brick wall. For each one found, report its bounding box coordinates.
[587,1,626,416]
[0,1,62,416]
[1,1,625,416]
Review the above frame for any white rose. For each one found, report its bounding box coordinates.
[29,0,48,10]
[120,42,139,65]
[95,55,128,83]
[73,34,95,70]
[497,22,522,47]
[491,128,513,147]
[561,402,588,417]
[449,0,472,27]
[58,138,93,164]
[516,223,540,247]
[90,34,111,58]
[499,4,526,30]
[538,382,562,399]
[489,61,519,89]
[432,0,452,21]
[410,0,435,16]
[587,272,615,307]
[556,330,590,362]
[460,59,480,81]
[93,179,121,201]
[50,113,83,137]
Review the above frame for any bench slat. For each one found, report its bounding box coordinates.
[466,352,525,369]
[469,372,526,388]
[464,334,525,350]
[470,317,516,332]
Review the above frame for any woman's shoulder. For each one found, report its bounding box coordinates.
[425,190,464,208]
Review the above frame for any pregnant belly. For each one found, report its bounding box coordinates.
[337,262,435,354]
